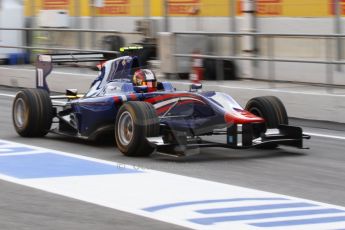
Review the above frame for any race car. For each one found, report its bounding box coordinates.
[12,53,310,157]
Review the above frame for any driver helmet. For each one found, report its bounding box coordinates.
[133,69,157,92]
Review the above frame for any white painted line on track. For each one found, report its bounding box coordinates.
[0,93,67,105]
[0,93,15,98]
[0,67,95,77]
[1,139,345,230]
[305,132,345,141]
[52,71,94,77]
[0,151,47,157]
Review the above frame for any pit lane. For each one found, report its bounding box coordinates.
[1,86,345,230]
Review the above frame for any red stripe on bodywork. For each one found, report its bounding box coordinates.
[145,93,200,103]
[129,94,137,100]
[156,99,205,115]
[157,105,171,114]
[113,96,121,104]
[224,110,265,124]
[176,99,204,107]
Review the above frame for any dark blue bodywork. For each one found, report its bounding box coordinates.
[35,54,241,138]
[33,53,308,150]
[70,81,230,137]
[56,56,238,138]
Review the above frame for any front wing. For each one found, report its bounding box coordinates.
[147,124,310,156]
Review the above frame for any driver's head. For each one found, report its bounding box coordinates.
[133,69,157,92]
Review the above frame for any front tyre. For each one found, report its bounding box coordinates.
[245,96,288,128]
[12,89,53,137]
[115,101,159,157]
[245,96,288,149]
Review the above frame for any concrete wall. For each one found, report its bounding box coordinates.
[0,0,24,58]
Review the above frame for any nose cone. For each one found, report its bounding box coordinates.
[224,109,265,124]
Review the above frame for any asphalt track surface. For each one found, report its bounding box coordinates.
[1,86,345,230]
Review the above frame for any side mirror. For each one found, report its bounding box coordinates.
[66,89,78,96]
[189,83,202,92]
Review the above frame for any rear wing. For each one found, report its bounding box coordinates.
[36,53,112,92]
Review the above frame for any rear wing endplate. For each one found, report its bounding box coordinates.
[36,53,110,92]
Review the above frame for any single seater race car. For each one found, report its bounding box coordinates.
[12,53,310,157]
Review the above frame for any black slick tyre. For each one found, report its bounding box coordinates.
[12,88,53,137]
[245,96,288,128]
[115,101,159,157]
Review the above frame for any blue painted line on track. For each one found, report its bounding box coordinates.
[3,140,345,229]
[250,216,345,227]
[144,198,345,227]
[0,153,141,179]
[196,202,317,214]
[0,146,36,154]
[143,198,289,212]
[189,208,345,225]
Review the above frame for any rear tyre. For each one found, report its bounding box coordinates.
[115,101,159,157]
[12,89,53,137]
[245,96,288,149]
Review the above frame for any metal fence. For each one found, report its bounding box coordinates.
[0,27,143,60]
[170,31,345,86]
[1,28,344,86]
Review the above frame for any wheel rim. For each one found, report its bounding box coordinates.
[13,98,27,129]
[117,111,134,146]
